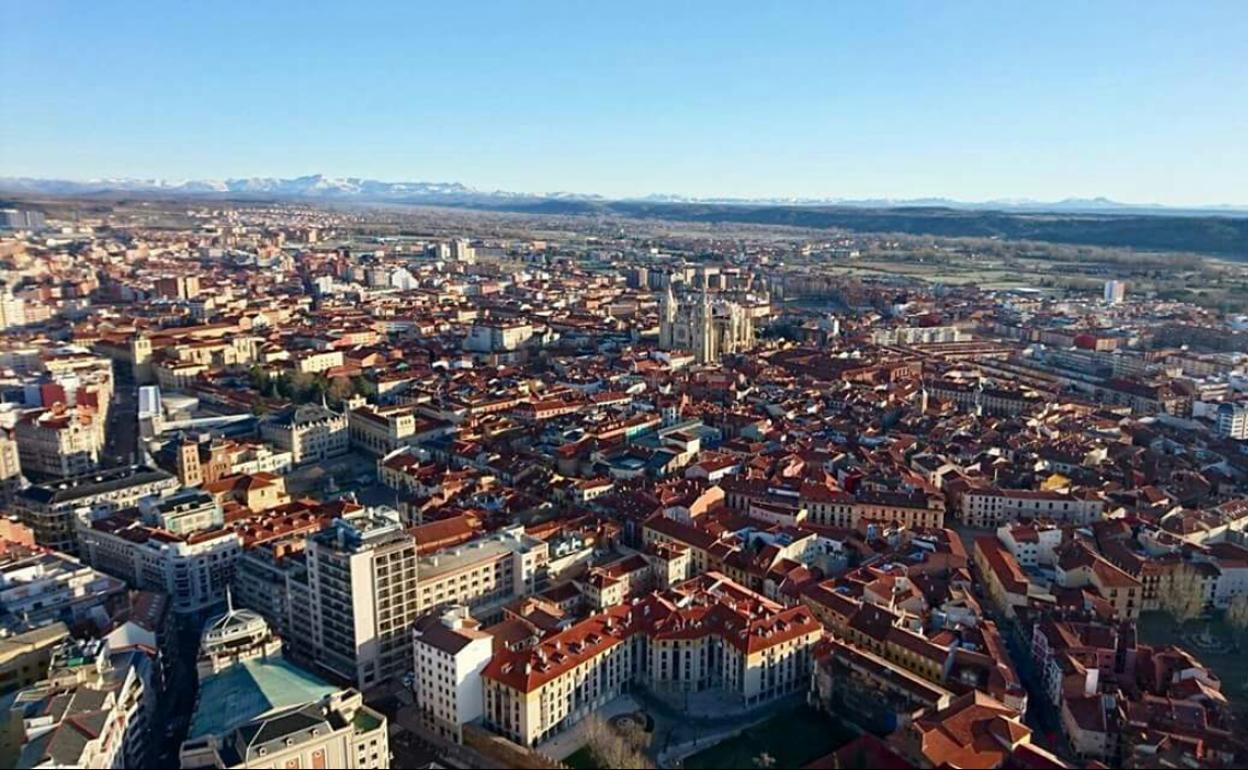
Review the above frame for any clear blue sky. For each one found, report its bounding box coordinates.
[1,1,1245,204]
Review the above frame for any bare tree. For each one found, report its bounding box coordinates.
[1158,564,1207,623]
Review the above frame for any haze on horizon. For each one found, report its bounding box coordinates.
[1,1,1245,207]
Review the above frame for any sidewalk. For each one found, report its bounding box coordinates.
[536,694,643,760]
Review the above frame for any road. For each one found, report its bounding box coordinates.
[148,613,205,767]
[104,376,139,466]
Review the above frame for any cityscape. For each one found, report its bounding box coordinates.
[3,3,1248,769]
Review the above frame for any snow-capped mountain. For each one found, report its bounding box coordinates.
[1,174,1244,215]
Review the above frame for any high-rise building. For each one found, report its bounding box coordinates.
[450,238,475,264]
[1217,402,1248,440]
[1104,280,1126,304]
[305,507,419,690]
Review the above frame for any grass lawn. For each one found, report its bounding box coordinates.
[681,706,855,770]
[564,746,600,769]
[1137,612,1248,717]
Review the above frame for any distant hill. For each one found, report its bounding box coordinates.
[3,174,1247,256]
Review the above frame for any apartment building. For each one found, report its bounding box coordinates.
[260,403,349,464]
[78,510,242,614]
[961,487,1104,529]
[481,572,821,748]
[14,405,104,478]
[411,605,493,743]
[305,508,419,691]
[794,485,946,530]
[12,464,180,554]
[0,639,154,769]
[416,524,549,621]
[0,544,127,631]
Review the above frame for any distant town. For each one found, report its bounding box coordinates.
[1,195,1248,770]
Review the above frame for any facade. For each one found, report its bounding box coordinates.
[12,465,180,554]
[348,404,452,457]
[0,428,20,505]
[411,605,493,743]
[260,403,349,465]
[14,406,104,478]
[960,487,1104,529]
[416,524,550,621]
[659,285,756,365]
[1216,401,1248,440]
[78,510,242,614]
[305,508,419,691]
[464,322,534,353]
[871,325,967,345]
[481,573,820,748]
[1104,280,1126,304]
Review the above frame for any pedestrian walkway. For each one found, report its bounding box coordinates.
[536,694,642,760]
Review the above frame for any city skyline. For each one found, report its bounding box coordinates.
[2,1,1246,206]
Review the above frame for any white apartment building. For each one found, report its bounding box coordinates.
[961,487,1104,529]
[78,510,242,614]
[411,605,493,743]
[1216,402,1248,440]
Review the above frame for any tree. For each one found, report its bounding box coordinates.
[1227,594,1248,630]
[328,375,354,406]
[1158,564,1208,623]
[581,715,653,770]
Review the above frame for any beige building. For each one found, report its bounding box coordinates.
[260,403,348,465]
[481,573,820,748]
[306,508,419,691]
[14,405,104,478]
[294,349,344,374]
[348,404,452,457]
[416,524,549,621]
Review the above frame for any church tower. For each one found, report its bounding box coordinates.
[659,282,677,349]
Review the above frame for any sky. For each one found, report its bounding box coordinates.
[1,1,1245,205]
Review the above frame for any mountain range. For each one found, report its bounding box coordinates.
[2,174,1245,217]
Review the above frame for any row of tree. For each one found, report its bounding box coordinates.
[247,366,376,407]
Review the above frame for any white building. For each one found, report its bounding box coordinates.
[1104,280,1126,305]
[78,511,242,614]
[1216,402,1248,440]
[411,605,493,743]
